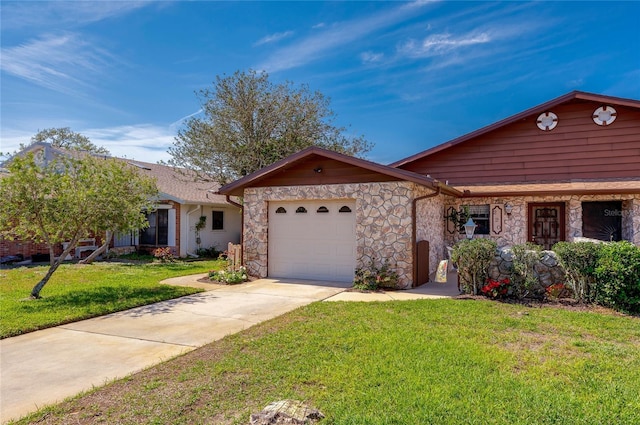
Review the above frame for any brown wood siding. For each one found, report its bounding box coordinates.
[400,101,640,185]
[253,155,403,187]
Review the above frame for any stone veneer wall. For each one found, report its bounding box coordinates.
[488,248,566,290]
[243,182,443,288]
[445,194,640,248]
[415,192,452,278]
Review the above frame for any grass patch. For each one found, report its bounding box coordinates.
[14,299,640,424]
[0,259,225,338]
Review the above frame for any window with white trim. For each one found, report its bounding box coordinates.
[212,210,224,230]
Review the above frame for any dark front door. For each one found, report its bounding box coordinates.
[528,203,565,250]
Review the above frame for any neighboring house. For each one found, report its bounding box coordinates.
[219,91,640,287]
[0,143,241,260]
[114,159,242,257]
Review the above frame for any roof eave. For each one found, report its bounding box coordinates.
[461,188,640,198]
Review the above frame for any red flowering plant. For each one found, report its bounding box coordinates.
[480,278,512,299]
[545,283,567,300]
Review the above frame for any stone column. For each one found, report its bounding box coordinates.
[567,196,582,240]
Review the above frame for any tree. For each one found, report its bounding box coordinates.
[0,153,158,298]
[24,127,110,155]
[168,69,373,184]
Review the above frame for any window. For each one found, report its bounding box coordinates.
[275,207,287,214]
[296,206,307,213]
[582,201,622,241]
[339,206,352,213]
[463,205,490,235]
[316,206,329,213]
[140,209,169,245]
[212,211,224,230]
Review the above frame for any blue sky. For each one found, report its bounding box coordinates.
[2,1,639,165]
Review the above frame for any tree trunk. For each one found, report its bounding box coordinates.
[80,231,112,264]
[31,237,79,299]
[30,260,63,299]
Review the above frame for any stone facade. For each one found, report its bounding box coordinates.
[416,192,454,278]
[242,182,446,288]
[488,248,566,292]
[445,194,640,248]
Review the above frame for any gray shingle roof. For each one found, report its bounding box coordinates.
[123,159,229,205]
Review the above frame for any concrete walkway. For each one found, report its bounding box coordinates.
[0,273,458,423]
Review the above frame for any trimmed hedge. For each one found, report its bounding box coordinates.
[553,241,601,303]
[594,241,640,314]
[554,241,640,314]
[451,238,497,295]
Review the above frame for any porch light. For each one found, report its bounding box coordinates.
[504,203,513,215]
[464,218,477,239]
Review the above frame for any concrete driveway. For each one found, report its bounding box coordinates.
[0,277,348,423]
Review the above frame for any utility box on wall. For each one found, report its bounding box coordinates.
[416,240,430,287]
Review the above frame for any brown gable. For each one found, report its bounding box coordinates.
[392,91,640,186]
[218,146,461,197]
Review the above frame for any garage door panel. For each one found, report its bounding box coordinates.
[268,200,356,282]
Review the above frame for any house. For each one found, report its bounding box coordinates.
[0,143,241,261]
[112,158,242,258]
[218,91,640,288]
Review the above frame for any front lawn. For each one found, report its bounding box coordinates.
[0,259,225,338]
[15,299,640,424]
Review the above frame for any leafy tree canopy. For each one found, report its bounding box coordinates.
[0,150,158,298]
[168,69,373,184]
[22,127,110,155]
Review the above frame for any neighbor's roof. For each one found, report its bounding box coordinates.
[457,180,640,197]
[218,146,462,197]
[123,159,230,205]
[390,91,640,168]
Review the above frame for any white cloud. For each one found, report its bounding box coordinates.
[84,125,175,163]
[1,1,150,31]
[399,32,491,58]
[1,124,176,164]
[169,110,204,130]
[254,31,294,46]
[257,1,434,72]
[312,22,326,29]
[360,51,384,64]
[1,32,117,95]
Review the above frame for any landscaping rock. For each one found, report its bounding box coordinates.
[488,248,565,290]
[250,400,325,425]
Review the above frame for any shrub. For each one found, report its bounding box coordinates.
[152,247,176,263]
[553,241,602,302]
[209,266,248,284]
[594,241,640,313]
[196,246,222,258]
[510,243,543,298]
[353,259,399,291]
[451,238,497,295]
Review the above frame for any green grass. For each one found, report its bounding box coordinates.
[15,299,640,424]
[0,259,225,338]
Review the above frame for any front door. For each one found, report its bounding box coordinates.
[528,203,565,250]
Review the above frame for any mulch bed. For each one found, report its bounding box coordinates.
[456,294,638,317]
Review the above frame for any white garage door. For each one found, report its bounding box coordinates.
[268,200,356,282]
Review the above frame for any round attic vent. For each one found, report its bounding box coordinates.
[536,111,558,131]
[592,105,617,126]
